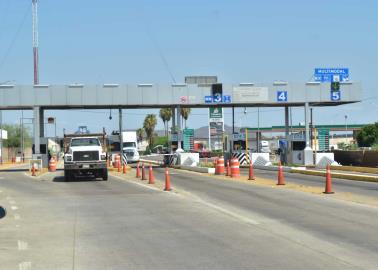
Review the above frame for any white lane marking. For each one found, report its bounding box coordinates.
[112,175,161,191]
[11,206,18,211]
[18,240,28,250]
[19,262,31,270]
[197,198,260,225]
[14,214,21,220]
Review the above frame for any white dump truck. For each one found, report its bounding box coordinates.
[63,132,108,181]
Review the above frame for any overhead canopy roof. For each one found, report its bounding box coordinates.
[0,82,362,110]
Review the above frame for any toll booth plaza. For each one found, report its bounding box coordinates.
[0,81,362,166]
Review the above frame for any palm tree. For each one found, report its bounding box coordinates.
[180,108,191,128]
[136,128,144,144]
[143,114,157,147]
[159,108,172,137]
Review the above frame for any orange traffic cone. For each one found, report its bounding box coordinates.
[164,167,171,191]
[136,162,141,178]
[324,164,334,194]
[117,161,121,172]
[141,163,147,180]
[148,165,155,184]
[248,162,255,180]
[31,164,36,176]
[277,162,285,185]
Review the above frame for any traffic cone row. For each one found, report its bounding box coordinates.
[134,163,171,191]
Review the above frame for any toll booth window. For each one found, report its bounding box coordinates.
[292,141,306,151]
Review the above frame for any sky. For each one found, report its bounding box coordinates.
[0,0,377,137]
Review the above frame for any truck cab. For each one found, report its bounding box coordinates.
[64,134,108,181]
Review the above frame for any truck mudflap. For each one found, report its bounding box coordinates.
[64,162,107,170]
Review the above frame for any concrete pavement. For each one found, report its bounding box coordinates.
[0,168,377,269]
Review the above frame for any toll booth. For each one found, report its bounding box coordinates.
[32,137,61,167]
[287,132,306,165]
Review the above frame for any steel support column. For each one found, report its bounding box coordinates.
[176,106,182,149]
[304,102,314,165]
[33,107,42,154]
[284,106,290,164]
[119,108,123,165]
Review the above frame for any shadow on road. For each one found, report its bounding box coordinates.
[0,168,29,172]
[53,175,103,183]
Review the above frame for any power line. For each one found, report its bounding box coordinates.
[0,1,31,73]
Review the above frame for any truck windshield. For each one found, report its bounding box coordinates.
[123,142,136,148]
[71,138,100,147]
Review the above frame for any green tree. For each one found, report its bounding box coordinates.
[180,108,191,128]
[159,108,172,137]
[2,123,32,149]
[356,123,378,147]
[136,128,144,143]
[143,114,157,147]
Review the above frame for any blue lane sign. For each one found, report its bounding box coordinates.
[223,95,231,103]
[314,68,349,82]
[331,91,341,101]
[277,91,288,102]
[213,93,222,103]
[204,96,213,103]
[205,95,232,103]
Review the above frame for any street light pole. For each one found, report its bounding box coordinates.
[345,115,348,144]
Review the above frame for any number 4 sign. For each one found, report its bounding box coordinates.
[277,91,288,102]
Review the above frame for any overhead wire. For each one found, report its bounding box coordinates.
[0,0,31,73]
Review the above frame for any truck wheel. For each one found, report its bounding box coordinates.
[102,169,108,181]
[64,170,70,181]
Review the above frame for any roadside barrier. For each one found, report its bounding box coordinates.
[277,162,285,185]
[164,167,172,191]
[49,157,57,172]
[141,163,147,180]
[231,158,240,178]
[31,164,36,176]
[214,158,218,173]
[148,165,155,184]
[226,160,231,176]
[324,165,334,194]
[122,163,126,174]
[248,162,255,180]
[216,157,225,175]
[136,162,141,178]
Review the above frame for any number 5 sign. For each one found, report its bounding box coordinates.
[331,91,341,101]
[277,91,288,102]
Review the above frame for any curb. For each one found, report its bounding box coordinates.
[291,169,378,183]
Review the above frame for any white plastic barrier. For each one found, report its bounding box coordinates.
[178,153,200,166]
[315,153,340,168]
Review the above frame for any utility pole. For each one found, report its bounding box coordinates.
[119,108,123,165]
[32,0,39,85]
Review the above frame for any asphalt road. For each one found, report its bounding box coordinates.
[239,168,378,197]
[0,167,377,269]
